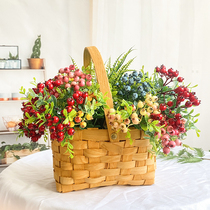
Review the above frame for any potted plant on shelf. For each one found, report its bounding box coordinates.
[0,141,49,165]
[8,52,20,69]
[17,46,201,193]
[28,35,44,69]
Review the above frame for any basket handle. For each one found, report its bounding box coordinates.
[83,46,119,142]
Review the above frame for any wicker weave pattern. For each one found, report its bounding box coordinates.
[52,128,156,193]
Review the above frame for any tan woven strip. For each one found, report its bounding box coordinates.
[119,129,141,140]
[61,162,72,170]
[116,175,133,181]
[71,156,88,164]
[100,180,118,186]
[72,129,83,140]
[82,129,109,141]
[72,183,89,191]
[60,177,74,185]
[71,170,89,179]
[130,166,147,175]
[53,152,61,160]
[141,171,155,180]
[122,147,138,155]
[133,139,150,147]
[74,178,85,184]
[132,153,148,161]
[74,164,85,170]
[146,157,155,165]
[88,141,99,149]
[117,161,135,169]
[84,163,105,171]
[100,168,120,176]
[144,179,155,185]
[85,176,105,184]
[83,149,107,158]
[100,142,123,154]
[71,141,88,149]
[100,155,121,163]
[128,180,145,185]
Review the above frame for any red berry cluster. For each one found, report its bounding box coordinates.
[156,65,179,78]
[155,65,201,108]
[19,64,91,143]
[154,65,201,154]
[174,87,200,108]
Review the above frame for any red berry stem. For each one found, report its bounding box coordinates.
[164,78,173,86]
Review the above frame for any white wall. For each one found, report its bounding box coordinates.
[91,0,210,150]
[0,0,209,150]
[0,0,92,145]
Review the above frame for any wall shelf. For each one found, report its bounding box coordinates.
[0,130,18,135]
[0,68,45,72]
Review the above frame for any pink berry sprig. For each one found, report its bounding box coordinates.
[154,65,201,154]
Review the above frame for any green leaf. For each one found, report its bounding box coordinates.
[194,148,204,157]
[151,120,159,126]
[178,157,202,163]
[158,78,164,86]
[51,95,57,107]
[63,109,68,118]
[177,149,186,156]
[189,109,194,115]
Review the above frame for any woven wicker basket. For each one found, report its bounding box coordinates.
[51,46,156,193]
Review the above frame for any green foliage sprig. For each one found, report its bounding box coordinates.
[158,147,207,163]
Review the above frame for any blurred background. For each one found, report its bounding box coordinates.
[0,0,209,149]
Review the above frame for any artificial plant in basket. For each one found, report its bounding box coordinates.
[17,47,201,161]
[105,49,201,162]
[17,63,109,157]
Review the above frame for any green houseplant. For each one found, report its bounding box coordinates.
[28,35,44,69]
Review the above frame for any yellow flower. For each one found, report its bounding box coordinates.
[140,108,147,116]
[87,96,92,101]
[80,121,87,128]
[115,114,122,122]
[124,118,130,125]
[77,110,84,117]
[145,98,153,106]
[113,122,119,129]
[86,114,93,120]
[152,96,158,102]
[70,121,75,127]
[132,118,140,124]
[131,112,138,119]
[122,127,128,133]
[147,107,153,113]
[120,123,126,129]
[146,93,152,98]
[137,101,144,108]
[153,110,160,114]
[153,102,159,107]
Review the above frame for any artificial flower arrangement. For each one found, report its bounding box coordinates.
[17,48,201,162]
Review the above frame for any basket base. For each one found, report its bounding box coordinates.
[51,129,156,193]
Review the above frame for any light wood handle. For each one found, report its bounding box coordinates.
[83,46,119,142]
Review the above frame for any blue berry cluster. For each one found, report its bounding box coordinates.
[114,70,153,103]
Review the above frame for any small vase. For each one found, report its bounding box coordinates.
[28,58,44,69]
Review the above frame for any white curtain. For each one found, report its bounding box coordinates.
[91,0,210,150]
